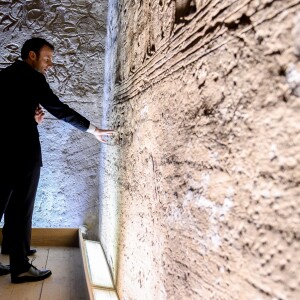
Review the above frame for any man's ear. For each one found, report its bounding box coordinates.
[28,51,37,61]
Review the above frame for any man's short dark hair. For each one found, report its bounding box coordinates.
[21,38,54,60]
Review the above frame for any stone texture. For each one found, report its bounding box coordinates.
[101,0,300,299]
[0,0,107,238]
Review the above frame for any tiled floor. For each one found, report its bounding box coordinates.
[0,247,88,300]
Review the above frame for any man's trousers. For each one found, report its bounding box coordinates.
[2,195,33,255]
[0,165,40,276]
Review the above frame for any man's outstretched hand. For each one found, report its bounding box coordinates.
[92,128,115,143]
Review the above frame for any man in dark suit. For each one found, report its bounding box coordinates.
[1,105,45,258]
[0,37,114,283]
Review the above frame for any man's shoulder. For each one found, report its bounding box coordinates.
[0,63,12,82]
[0,60,23,76]
[0,63,12,74]
[1,60,44,81]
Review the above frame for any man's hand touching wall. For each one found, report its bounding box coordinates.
[88,126,115,143]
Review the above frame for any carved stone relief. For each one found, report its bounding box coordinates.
[0,0,106,97]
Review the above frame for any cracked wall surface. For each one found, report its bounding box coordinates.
[0,0,107,238]
[101,0,300,299]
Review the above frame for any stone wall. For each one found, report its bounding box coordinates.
[101,0,300,299]
[0,0,107,237]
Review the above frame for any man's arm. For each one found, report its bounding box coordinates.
[36,74,114,140]
[34,104,114,143]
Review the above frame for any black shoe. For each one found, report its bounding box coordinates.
[11,265,52,283]
[1,249,37,256]
[0,263,10,276]
[27,249,37,256]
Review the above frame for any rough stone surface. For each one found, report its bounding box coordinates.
[0,0,107,238]
[101,0,300,299]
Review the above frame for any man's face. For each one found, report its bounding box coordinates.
[31,45,53,74]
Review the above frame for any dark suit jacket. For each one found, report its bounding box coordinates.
[0,60,90,171]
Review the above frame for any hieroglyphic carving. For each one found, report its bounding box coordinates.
[0,0,48,32]
[0,0,105,96]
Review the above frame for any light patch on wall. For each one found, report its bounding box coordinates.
[140,105,148,119]
[98,158,120,282]
[182,182,234,253]
[269,143,278,160]
[99,0,121,282]
[209,151,220,166]
[286,64,300,96]
[201,172,210,190]
[197,192,233,251]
